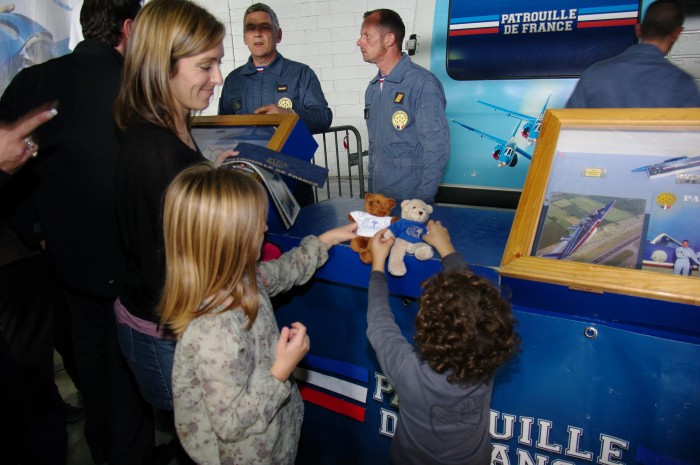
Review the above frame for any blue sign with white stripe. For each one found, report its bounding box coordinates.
[447,0,640,79]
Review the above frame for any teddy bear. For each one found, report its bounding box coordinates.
[383,199,434,276]
[348,193,398,264]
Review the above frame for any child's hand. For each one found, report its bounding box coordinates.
[318,223,358,249]
[270,322,310,382]
[423,220,456,258]
[370,228,394,272]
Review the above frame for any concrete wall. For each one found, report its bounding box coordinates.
[199,0,419,174]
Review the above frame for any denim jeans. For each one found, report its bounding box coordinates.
[116,322,175,411]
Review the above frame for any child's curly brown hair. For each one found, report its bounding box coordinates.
[414,270,520,386]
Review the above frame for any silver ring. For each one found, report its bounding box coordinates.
[24,136,36,151]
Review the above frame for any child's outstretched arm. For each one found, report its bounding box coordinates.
[422,220,456,258]
[370,228,394,273]
[318,222,358,248]
[258,223,357,297]
[271,322,310,382]
[423,220,469,272]
[366,227,412,388]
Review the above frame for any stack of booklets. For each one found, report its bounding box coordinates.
[220,142,329,228]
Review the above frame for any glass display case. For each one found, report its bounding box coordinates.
[500,108,700,305]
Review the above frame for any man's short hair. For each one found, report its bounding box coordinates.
[640,0,685,40]
[364,9,406,52]
[244,3,280,33]
[81,0,142,47]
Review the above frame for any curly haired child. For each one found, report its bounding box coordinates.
[159,163,356,464]
[368,220,520,464]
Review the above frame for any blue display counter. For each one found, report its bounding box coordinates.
[267,198,700,465]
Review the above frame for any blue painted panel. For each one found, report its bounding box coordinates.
[269,201,699,465]
[274,279,700,465]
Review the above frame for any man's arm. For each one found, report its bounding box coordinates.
[295,66,332,134]
[415,74,450,203]
[565,80,587,109]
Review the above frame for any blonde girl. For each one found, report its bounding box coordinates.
[160,164,356,464]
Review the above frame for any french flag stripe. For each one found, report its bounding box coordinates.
[294,367,368,403]
[449,28,499,36]
[450,20,500,30]
[579,5,638,15]
[578,18,637,28]
[298,386,366,422]
[302,354,368,383]
[578,11,638,21]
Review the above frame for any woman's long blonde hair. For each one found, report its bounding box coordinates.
[114,0,225,133]
[159,164,269,337]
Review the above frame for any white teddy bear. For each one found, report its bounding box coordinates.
[383,199,434,276]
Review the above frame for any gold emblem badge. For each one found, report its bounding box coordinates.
[278,97,293,109]
[392,110,408,130]
[656,192,676,210]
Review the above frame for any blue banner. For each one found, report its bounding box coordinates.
[447,0,640,80]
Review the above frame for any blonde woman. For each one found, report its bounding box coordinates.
[160,164,356,464]
[113,0,232,411]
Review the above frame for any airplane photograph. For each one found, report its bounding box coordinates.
[476,94,551,144]
[451,119,532,168]
[542,200,617,260]
[534,194,646,268]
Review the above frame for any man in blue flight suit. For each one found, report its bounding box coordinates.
[673,240,700,276]
[218,3,331,206]
[358,8,450,205]
[218,3,332,134]
[566,0,700,108]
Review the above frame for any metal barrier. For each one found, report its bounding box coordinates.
[313,125,367,201]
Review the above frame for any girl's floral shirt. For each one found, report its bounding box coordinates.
[172,236,328,465]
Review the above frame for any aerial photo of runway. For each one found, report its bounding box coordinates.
[535,193,647,269]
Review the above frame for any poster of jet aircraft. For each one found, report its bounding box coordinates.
[451,119,531,168]
[476,94,551,144]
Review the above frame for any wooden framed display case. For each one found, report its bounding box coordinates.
[500,108,700,306]
[191,113,317,162]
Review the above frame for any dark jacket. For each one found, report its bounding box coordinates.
[0,39,125,298]
[115,122,204,323]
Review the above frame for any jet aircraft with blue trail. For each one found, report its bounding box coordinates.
[544,200,616,260]
[476,94,552,144]
[451,119,531,168]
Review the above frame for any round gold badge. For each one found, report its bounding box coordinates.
[392,110,408,130]
[655,192,676,210]
[278,97,293,109]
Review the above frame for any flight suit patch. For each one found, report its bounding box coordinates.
[278,97,293,109]
[392,110,408,130]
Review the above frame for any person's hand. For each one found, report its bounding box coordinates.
[270,322,310,382]
[370,228,394,272]
[212,149,240,167]
[318,222,357,249]
[0,103,58,175]
[423,220,456,258]
[254,104,293,116]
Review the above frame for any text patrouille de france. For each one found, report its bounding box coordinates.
[501,9,577,35]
